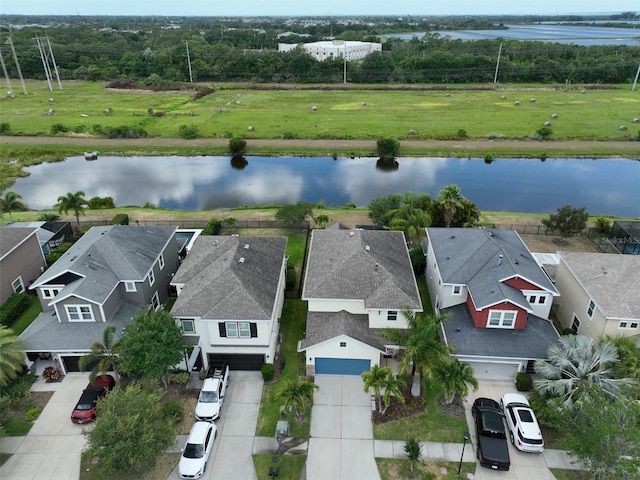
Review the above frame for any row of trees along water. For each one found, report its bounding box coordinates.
[0,14,639,84]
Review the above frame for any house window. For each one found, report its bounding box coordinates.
[42,288,61,299]
[125,282,136,292]
[387,310,398,321]
[151,291,160,310]
[340,341,347,347]
[11,277,24,294]
[158,253,165,270]
[66,305,94,322]
[528,295,546,305]
[226,322,238,338]
[538,296,546,304]
[619,321,639,330]
[587,300,595,318]
[238,322,251,338]
[181,319,195,333]
[148,269,155,286]
[219,322,258,339]
[453,285,462,295]
[571,316,580,334]
[487,310,516,329]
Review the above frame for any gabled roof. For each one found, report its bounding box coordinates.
[427,228,558,308]
[298,310,386,352]
[0,227,38,261]
[170,236,287,320]
[557,251,640,320]
[302,229,422,310]
[30,226,177,303]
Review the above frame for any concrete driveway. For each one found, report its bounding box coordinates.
[168,370,264,480]
[307,374,380,480]
[0,373,90,480]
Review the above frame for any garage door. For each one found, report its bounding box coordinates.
[471,361,519,381]
[60,356,82,373]
[315,358,371,375]
[208,354,264,371]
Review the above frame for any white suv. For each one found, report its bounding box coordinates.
[179,421,217,479]
[500,393,544,453]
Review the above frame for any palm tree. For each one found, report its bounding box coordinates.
[437,185,464,228]
[606,335,640,381]
[432,358,479,404]
[313,214,332,229]
[0,325,25,387]
[534,335,635,410]
[361,364,392,413]
[0,191,26,222]
[79,325,121,383]
[275,378,319,420]
[380,373,406,414]
[387,191,431,240]
[55,190,88,233]
[382,310,451,397]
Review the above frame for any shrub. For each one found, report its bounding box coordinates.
[45,241,74,265]
[110,213,129,225]
[282,131,297,139]
[528,390,563,429]
[0,123,11,135]
[376,137,400,159]
[38,212,60,221]
[536,126,553,140]
[515,372,533,392]
[50,123,69,135]
[560,327,576,336]
[409,245,426,275]
[0,397,10,425]
[178,124,199,139]
[167,371,189,385]
[88,196,115,209]
[25,406,41,421]
[594,217,612,234]
[484,154,494,164]
[202,218,221,235]
[101,125,148,139]
[42,366,62,382]
[1,374,35,401]
[161,399,184,425]
[344,202,357,209]
[261,363,275,381]
[229,136,247,156]
[72,125,87,134]
[457,128,468,138]
[0,293,31,328]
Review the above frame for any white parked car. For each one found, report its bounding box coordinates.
[195,361,229,421]
[179,421,217,479]
[500,393,544,453]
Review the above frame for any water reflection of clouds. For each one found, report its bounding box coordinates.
[335,157,452,205]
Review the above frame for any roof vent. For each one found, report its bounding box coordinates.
[497,254,503,266]
[374,263,380,271]
[365,245,370,251]
[349,231,355,237]
[239,257,245,263]
[244,244,250,250]
[488,231,494,237]
[213,240,218,245]
[450,235,455,239]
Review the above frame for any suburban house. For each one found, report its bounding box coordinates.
[553,251,640,339]
[298,226,423,376]
[424,227,560,380]
[170,235,288,372]
[0,227,47,304]
[4,221,73,254]
[21,225,179,373]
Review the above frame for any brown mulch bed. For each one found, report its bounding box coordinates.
[371,385,465,425]
[7,391,54,420]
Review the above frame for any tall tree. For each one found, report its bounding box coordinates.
[368,193,403,227]
[274,202,314,224]
[275,378,319,420]
[542,204,589,238]
[0,191,27,222]
[382,310,451,397]
[55,190,88,233]
[79,325,121,383]
[436,185,464,228]
[534,335,635,410]
[117,309,184,388]
[361,364,392,413]
[0,325,24,387]
[387,191,431,240]
[432,358,479,404]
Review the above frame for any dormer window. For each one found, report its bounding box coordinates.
[125,282,136,292]
[453,285,462,295]
[487,310,516,329]
[42,288,61,299]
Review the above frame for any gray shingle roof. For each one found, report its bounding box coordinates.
[0,227,38,260]
[427,228,558,308]
[30,226,177,303]
[302,229,422,310]
[298,310,386,351]
[558,251,640,320]
[170,236,287,320]
[441,304,560,359]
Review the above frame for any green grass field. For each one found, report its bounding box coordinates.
[1,81,639,141]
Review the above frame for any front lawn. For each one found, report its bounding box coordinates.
[376,458,476,480]
[549,469,595,480]
[252,454,307,480]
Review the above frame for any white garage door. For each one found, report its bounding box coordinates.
[471,362,519,381]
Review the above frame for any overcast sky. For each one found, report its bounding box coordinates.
[0,1,637,17]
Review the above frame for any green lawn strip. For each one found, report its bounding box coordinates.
[549,468,595,480]
[252,454,306,480]
[0,453,11,466]
[79,450,181,480]
[376,458,476,480]
[256,299,310,438]
[10,295,43,335]
[3,416,33,436]
[373,386,468,442]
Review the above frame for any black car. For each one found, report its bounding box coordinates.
[472,397,511,471]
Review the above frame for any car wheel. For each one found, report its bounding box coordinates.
[509,431,514,445]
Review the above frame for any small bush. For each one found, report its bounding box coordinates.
[0,293,31,328]
[42,366,62,382]
[25,406,42,421]
[101,125,148,139]
[536,127,553,140]
[376,137,400,159]
[560,327,576,336]
[0,123,11,135]
[344,202,356,209]
[594,217,612,234]
[229,136,247,156]
[72,125,87,134]
[38,212,60,221]
[110,213,129,225]
[161,399,183,424]
[457,128,468,138]
[261,363,275,381]
[282,131,297,139]
[1,374,35,401]
[45,241,74,265]
[202,218,221,235]
[167,371,189,385]
[50,123,69,135]
[484,154,494,164]
[178,124,199,139]
[515,372,533,392]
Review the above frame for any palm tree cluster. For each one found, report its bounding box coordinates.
[361,364,405,414]
[0,191,27,222]
[275,378,319,420]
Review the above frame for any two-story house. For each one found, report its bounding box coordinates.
[298,226,423,376]
[553,251,640,339]
[0,227,46,304]
[21,225,178,373]
[170,235,288,371]
[424,227,560,380]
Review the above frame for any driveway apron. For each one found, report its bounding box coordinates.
[307,374,380,480]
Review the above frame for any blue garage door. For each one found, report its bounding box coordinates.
[315,358,371,375]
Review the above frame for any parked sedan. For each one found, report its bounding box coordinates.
[501,393,544,453]
[70,375,115,424]
[179,421,217,479]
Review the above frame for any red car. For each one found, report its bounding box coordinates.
[70,375,115,424]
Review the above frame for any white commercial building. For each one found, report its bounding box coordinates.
[278,40,382,61]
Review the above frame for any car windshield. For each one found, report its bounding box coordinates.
[200,391,218,403]
[183,443,204,459]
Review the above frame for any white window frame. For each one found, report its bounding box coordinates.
[238,322,251,339]
[571,315,580,334]
[387,310,398,321]
[619,321,639,330]
[148,269,155,287]
[158,253,165,270]
[124,281,136,292]
[66,305,94,322]
[453,285,462,295]
[151,291,160,310]
[11,277,24,294]
[226,322,238,338]
[486,310,516,329]
[587,300,595,318]
[42,287,61,299]
[181,319,195,334]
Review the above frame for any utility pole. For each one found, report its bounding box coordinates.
[0,49,13,96]
[632,62,640,92]
[494,42,502,84]
[34,36,53,92]
[185,40,193,83]
[46,37,62,90]
[7,38,28,94]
